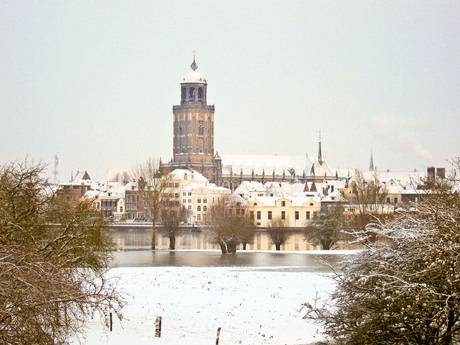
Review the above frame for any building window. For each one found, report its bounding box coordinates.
[306,211,310,220]
[295,211,299,220]
[281,211,286,220]
[189,87,195,99]
[188,192,192,196]
[387,197,390,203]
[394,197,398,203]
[197,206,201,211]
[198,87,203,98]
[268,211,272,220]
[188,205,192,210]
[183,199,186,204]
[257,211,261,220]
[198,198,201,203]
[203,206,207,211]
[197,214,201,221]
[188,199,191,203]
[203,198,207,203]
[281,201,286,207]
[181,87,186,101]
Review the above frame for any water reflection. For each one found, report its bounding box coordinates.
[109,227,357,272]
[112,250,347,272]
[110,227,360,251]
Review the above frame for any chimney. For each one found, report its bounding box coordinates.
[427,166,435,185]
[436,168,445,179]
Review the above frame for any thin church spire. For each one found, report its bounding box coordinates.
[369,149,375,171]
[318,129,323,164]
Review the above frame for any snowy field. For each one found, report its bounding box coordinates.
[74,266,336,345]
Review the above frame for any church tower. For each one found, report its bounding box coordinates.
[164,54,221,184]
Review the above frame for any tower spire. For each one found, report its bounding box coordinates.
[190,47,198,71]
[369,148,375,171]
[318,129,323,164]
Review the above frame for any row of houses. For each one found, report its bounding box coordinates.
[56,166,448,228]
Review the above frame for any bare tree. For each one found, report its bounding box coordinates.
[348,170,390,231]
[159,206,190,250]
[266,218,291,251]
[133,158,171,249]
[0,161,124,345]
[206,198,255,254]
[304,204,346,250]
[303,159,460,344]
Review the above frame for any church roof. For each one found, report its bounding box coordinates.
[221,153,336,178]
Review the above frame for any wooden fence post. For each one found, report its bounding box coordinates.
[155,316,162,337]
[216,327,221,345]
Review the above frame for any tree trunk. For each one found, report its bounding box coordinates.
[242,242,247,250]
[151,226,156,250]
[275,243,281,251]
[321,241,331,250]
[169,234,176,250]
[227,242,237,253]
[219,242,227,254]
[442,309,455,345]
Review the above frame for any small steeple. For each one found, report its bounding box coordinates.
[369,149,375,171]
[190,47,198,71]
[318,129,323,164]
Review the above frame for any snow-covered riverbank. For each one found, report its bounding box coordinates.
[74,266,335,344]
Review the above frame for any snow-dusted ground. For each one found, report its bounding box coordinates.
[75,266,335,345]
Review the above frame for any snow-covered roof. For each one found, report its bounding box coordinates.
[169,169,208,182]
[221,153,337,178]
[182,71,206,83]
[221,154,309,176]
[321,190,347,202]
[360,170,423,186]
[182,183,230,193]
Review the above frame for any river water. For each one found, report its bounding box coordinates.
[110,227,356,272]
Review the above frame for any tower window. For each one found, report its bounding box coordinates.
[189,87,195,99]
[198,120,204,135]
[181,87,186,101]
[198,87,203,98]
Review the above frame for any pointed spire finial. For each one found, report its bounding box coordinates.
[190,47,198,71]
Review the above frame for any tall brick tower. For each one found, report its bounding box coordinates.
[162,55,221,185]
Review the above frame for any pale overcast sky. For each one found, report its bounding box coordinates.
[1,1,459,182]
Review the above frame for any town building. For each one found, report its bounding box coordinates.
[56,170,94,202]
[246,194,321,228]
[181,182,231,225]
